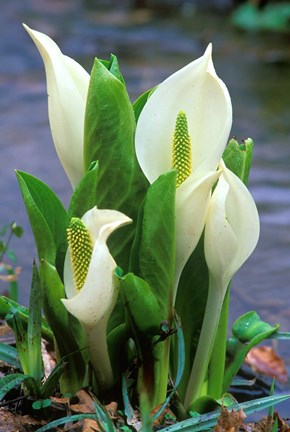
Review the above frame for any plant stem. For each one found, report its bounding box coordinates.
[153,336,171,407]
[85,321,114,392]
[207,286,230,398]
[183,277,225,410]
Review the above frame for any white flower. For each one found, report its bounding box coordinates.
[204,161,260,292]
[62,207,132,391]
[135,45,232,294]
[24,24,90,188]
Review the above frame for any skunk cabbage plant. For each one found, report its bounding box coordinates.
[1,26,273,428]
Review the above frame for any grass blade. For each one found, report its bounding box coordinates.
[0,343,21,369]
[162,394,290,432]
[0,373,28,401]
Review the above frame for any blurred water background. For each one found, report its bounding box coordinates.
[1,0,290,405]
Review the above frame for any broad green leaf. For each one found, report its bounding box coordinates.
[132,87,155,123]
[16,171,67,269]
[107,323,129,380]
[99,53,125,84]
[173,233,209,401]
[67,161,99,221]
[0,296,53,344]
[0,343,21,369]
[83,58,148,271]
[130,170,176,320]
[28,262,43,385]
[222,138,253,185]
[119,273,162,336]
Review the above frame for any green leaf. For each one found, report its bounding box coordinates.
[99,54,125,84]
[130,170,176,320]
[39,260,86,394]
[162,394,290,432]
[6,310,30,376]
[152,314,186,422]
[83,58,148,271]
[132,87,155,123]
[0,343,21,369]
[232,311,279,342]
[93,401,117,432]
[35,414,101,432]
[0,373,28,401]
[173,233,209,401]
[67,161,99,221]
[0,296,53,344]
[28,262,43,385]
[16,171,67,268]
[223,312,279,392]
[40,353,70,399]
[222,138,253,185]
[32,399,51,410]
[119,273,162,336]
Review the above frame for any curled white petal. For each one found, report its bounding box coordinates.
[23,24,90,188]
[135,44,232,184]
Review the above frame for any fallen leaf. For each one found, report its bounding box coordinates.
[245,346,288,384]
[214,407,246,432]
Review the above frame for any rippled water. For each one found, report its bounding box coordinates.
[1,0,290,395]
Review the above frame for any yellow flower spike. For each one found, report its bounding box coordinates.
[67,218,93,292]
[171,110,192,187]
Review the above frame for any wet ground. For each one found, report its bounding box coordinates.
[1,0,290,406]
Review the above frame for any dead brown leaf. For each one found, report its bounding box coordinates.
[214,406,246,432]
[246,346,288,384]
[0,408,46,432]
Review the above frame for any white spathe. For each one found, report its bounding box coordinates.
[62,207,131,325]
[62,207,132,390]
[135,45,232,295]
[24,24,90,188]
[204,161,260,291]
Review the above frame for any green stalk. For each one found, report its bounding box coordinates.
[207,286,230,399]
[183,277,225,410]
[152,337,171,407]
